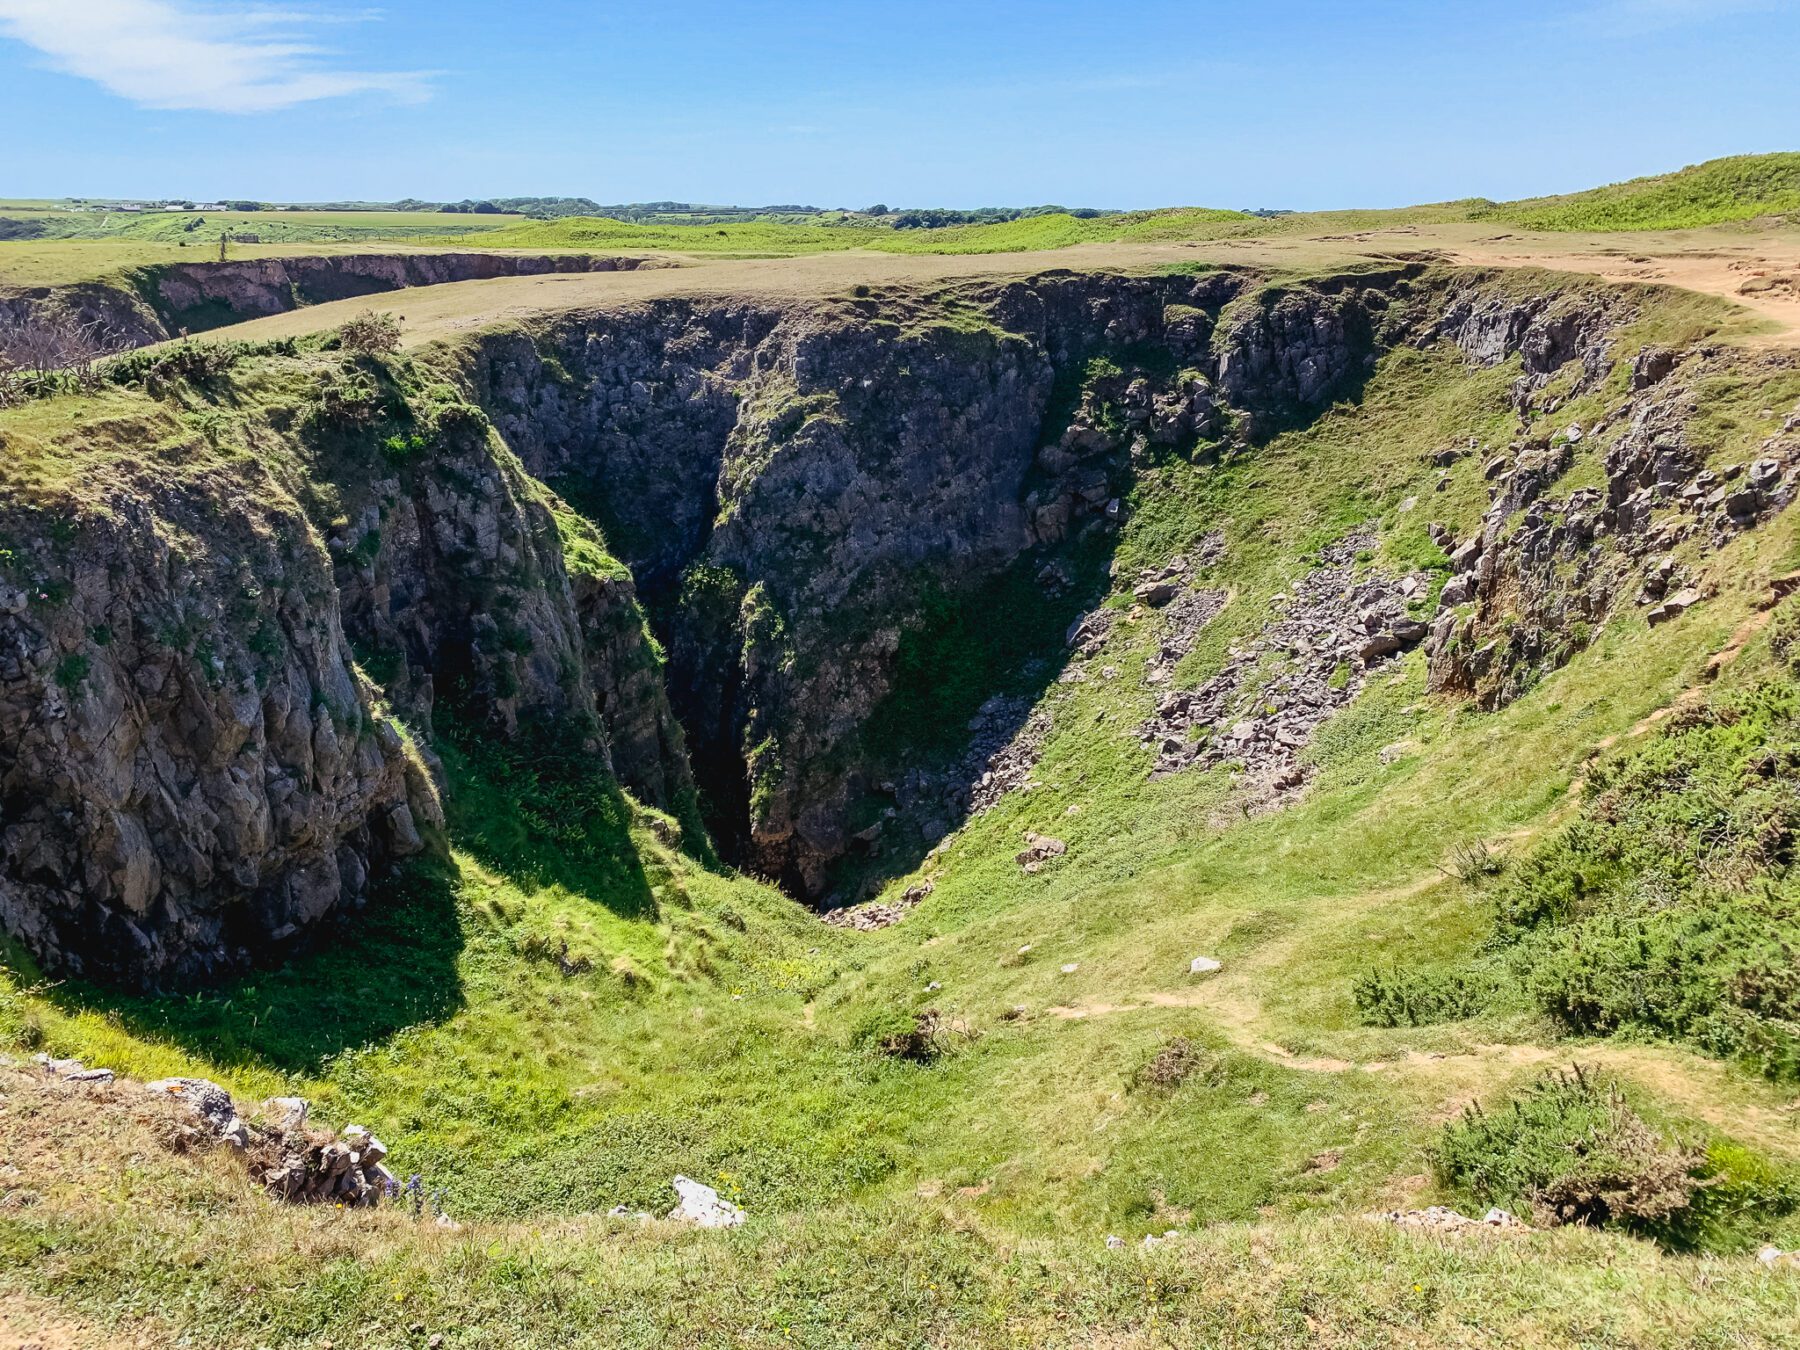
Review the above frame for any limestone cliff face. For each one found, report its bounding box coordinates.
[0,457,438,987]
[1426,344,1800,707]
[9,261,1765,987]
[0,360,686,987]
[317,396,689,810]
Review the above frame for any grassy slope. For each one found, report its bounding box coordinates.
[3,280,1800,1345]
[1486,153,1800,232]
[0,209,515,290]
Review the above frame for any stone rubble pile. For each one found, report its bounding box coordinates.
[31,1055,428,1215]
[857,688,1052,872]
[1142,588,1230,687]
[824,879,933,931]
[1014,831,1068,873]
[1137,529,1429,797]
[968,706,1054,813]
[1366,1206,1528,1233]
[145,1075,411,1209]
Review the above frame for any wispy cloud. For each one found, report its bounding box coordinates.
[0,0,430,113]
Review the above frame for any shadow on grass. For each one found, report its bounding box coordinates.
[436,718,658,921]
[23,716,659,1073]
[33,860,467,1076]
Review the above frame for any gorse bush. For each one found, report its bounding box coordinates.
[1352,962,1499,1027]
[1432,1066,1707,1233]
[338,309,403,356]
[1358,673,1800,1075]
[1490,680,1800,1075]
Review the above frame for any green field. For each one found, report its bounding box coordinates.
[0,204,511,245]
[3,155,1798,296]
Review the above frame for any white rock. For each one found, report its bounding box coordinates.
[1104,1234,1124,1250]
[1189,956,1222,976]
[670,1174,745,1229]
[1060,963,1079,975]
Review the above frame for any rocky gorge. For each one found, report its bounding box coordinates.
[1,259,1795,986]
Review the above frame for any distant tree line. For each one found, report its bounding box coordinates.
[883,205,1114,230]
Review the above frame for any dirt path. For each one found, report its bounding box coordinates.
[1441,243,1800,347]
[1044,603,1800,1146]
[0,1296,149,1350]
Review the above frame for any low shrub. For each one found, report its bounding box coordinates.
[1352,962,1498,1027]
[1431,1065,1706,1233]
[853,1008,969,1062]
[339,309,403,356]
[1129,1036,1218,1092]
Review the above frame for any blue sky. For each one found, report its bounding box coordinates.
[0,0,1795,209]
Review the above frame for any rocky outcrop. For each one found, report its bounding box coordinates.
[0,342,704,984]
[0,455,440,987]
[456,269,1435,895]
[1427,351,1800,706]
[10,260,1779,987]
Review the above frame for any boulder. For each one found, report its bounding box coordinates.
[146,1077,239,1135]
[1015,833,1068,872]
[1647,587,1702,626]
[670,1174,745,1228]
[34,1053,114,1085]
